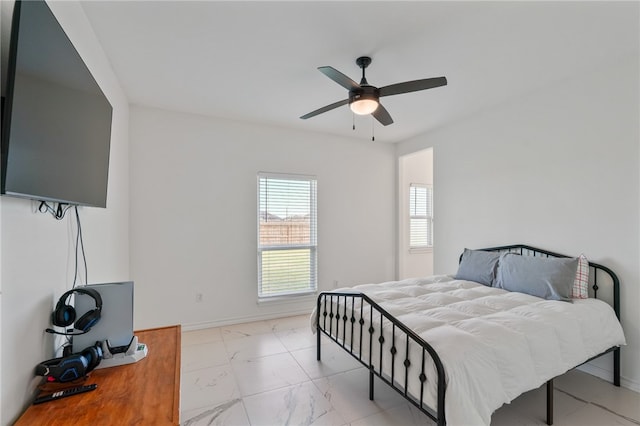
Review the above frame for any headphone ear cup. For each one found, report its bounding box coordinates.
[52,304,76,328]
[74,309,101,332]
[35,355,88,382]
[35,359,55,376]
[81,345,102,373]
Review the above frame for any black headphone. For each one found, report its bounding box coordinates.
[35,344,103,382]
[47,287,102,335]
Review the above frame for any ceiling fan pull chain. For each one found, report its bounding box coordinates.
[371,116,375,141]
[353,112,356,130]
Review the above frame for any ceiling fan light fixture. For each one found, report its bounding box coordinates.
[300,55,446,127]
[350,98,379,115]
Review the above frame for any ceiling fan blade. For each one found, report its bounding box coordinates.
[379,76,447,97]
[300,98,350,120]
[372,103,393,126]
[318,66,360,91]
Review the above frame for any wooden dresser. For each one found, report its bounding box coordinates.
[16,325,181,425]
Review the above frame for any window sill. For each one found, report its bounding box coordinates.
[257,291,317,305]
[409,247,433,254]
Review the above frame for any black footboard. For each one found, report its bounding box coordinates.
[316,292,446,426]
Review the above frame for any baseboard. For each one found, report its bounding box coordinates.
[182,307,314,332]
[578,362,640,393]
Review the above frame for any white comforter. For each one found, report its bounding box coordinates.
[312,275,626,426]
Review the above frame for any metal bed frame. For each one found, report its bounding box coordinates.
[316,244,621,426]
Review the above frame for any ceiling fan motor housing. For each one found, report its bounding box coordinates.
[349,85,379,104]
[349,85,380,115]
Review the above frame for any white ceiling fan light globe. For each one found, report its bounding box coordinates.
[350,98,379,115]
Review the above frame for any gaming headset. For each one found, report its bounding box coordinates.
[46,287,102,335]
[35,344,103,382]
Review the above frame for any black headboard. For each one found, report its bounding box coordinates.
[467,244,620,320]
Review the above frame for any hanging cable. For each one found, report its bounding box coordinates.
[37,202,88,287]
[38,201,72,220]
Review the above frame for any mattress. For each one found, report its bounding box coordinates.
[312,275,626,426]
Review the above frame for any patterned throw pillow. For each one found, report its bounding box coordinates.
[571,254,589,299]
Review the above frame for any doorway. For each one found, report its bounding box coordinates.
[398,148,433,279]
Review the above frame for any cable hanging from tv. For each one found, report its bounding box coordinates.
[37,202,89,287]
[73,206,88,289]
[38,201,72,220]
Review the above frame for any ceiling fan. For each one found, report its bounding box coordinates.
[300,56,447,126]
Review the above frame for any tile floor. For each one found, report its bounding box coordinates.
[180,314,640,426]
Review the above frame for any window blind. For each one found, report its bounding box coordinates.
[409,184,433,248]
[258,173,317,298]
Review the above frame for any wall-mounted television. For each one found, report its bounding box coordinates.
[1,0,113,208]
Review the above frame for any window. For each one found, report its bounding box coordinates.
[409,184,433,248]
[258,173,317,298]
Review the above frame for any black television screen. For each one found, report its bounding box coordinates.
[1,0,112,208]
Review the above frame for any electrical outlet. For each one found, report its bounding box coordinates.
[195,293,203,303]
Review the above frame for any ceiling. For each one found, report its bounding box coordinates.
[80,1,638,144]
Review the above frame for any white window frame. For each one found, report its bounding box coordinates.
[409,183,433,250]
[257,172,317,299]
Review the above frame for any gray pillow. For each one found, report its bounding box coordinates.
[455,248,501,286]
[495,253,578,301]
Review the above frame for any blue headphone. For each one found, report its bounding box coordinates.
[48,287,102,335]
[35,344,102,382]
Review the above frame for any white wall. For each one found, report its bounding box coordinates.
[0,2,130,424]
[398,148,433,279]
[130,106,396,330]
[397,55,640,390]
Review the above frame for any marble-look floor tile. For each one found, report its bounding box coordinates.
[243,381,346,426]
[180,318,639,426]
[181,363,241,412]
[224,332,288,362]
[491,386,586,426]
[221,320,274,340]
[267,314,312,333]
[182,327,223,346]
[555,369,640,423]
[182,341,230,372]
[231,352,310,396]
[312,368,407,423]
[556,402,640,426]
[291,341,362,380]
[350,402,436,426]
[181,398,250,426]
[276,327,317,352]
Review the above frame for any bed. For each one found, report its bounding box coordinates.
[313,244,625,426]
